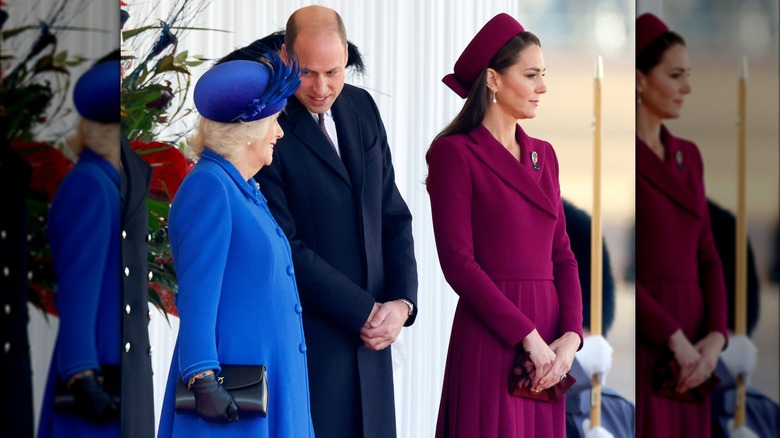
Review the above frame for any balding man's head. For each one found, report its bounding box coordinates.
[285,5,347,56]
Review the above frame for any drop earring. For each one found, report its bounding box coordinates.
[492,89,497,104]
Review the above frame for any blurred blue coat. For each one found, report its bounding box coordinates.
[565,359,635,438]
[39,148,121,437]
[710,358,780,437]
[158,148,314,437]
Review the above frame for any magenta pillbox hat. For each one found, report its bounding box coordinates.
[442,13,525,98]
[636,13,670,56]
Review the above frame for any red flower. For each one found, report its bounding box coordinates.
[130,140,193,202]
[29,283,58,317]
[10,140,74,203]
[150,283,178,317]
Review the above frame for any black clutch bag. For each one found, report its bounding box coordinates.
[175,365,268,417]
[652,347,720,402]
[507,349,576,403]
[54,365,121,415]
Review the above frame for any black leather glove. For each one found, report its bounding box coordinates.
[191,373,239,423]
[69,373,120,423]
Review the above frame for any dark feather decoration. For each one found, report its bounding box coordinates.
[216,31,284,65]
[235,51,301,122]
[27,21,57,61]
[346,40,365,74]
[149,20,178,58]
[256,51,301,108]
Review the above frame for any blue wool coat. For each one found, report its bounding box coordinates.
[157,148,314,438]
[39,148,121,437]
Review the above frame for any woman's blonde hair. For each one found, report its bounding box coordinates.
[186,116,274,161]
[67,118,120,167]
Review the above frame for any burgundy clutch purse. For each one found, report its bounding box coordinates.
[652,348,720,402]
[507,349,576,403]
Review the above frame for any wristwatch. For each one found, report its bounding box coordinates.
[397,299,414,316]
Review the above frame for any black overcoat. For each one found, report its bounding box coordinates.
[256,85,418,438]
[119,136,155,438]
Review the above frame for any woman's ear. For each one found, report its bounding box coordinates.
[635,69,646,93]
[486,68,499,90]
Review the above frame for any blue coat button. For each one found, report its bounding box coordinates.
[276,228,284,237]
[295,303,303,314]
[299,343,307,353]
[286,266,294,276]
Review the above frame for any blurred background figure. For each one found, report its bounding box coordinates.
[705,200,780,437]
[38,57,125,437]
[562,199,635,438]
[637,1,779,437]
[635,11,728,437]
[2,1,124,436]
[0,3,36,435]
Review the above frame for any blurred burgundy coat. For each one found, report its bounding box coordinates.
[427,124,583,437]
[636,126,728,437]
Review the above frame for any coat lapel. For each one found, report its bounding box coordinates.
[636,127,700,218]
[120,136,151,221]
[467,124,557,218]
[332,93,364,200]
[286,97,351,186]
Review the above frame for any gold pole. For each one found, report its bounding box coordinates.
[589,55,603,428]
[734,55,748,428]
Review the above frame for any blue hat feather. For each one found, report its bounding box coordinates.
[73,60,121,123]
[194,51,300,123]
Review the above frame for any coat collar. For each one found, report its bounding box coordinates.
[120,136,151,217]
[284,95,353,188]
[200,148,265,206]
[81,147,120,186]
[465,123,557,218]
[636,125,700,218]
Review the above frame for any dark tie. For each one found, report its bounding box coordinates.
[317,113,337,152]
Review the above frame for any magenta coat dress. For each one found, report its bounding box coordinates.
[636,126,728,437]
[427,124,583,437]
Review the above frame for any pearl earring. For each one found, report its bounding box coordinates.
[492,89,497,104]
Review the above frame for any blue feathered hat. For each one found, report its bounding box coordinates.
[73,59,121,123]
[194,52,300,123]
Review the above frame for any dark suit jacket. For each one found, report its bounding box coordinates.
[256,85,417,438]
[119,136,155,438]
